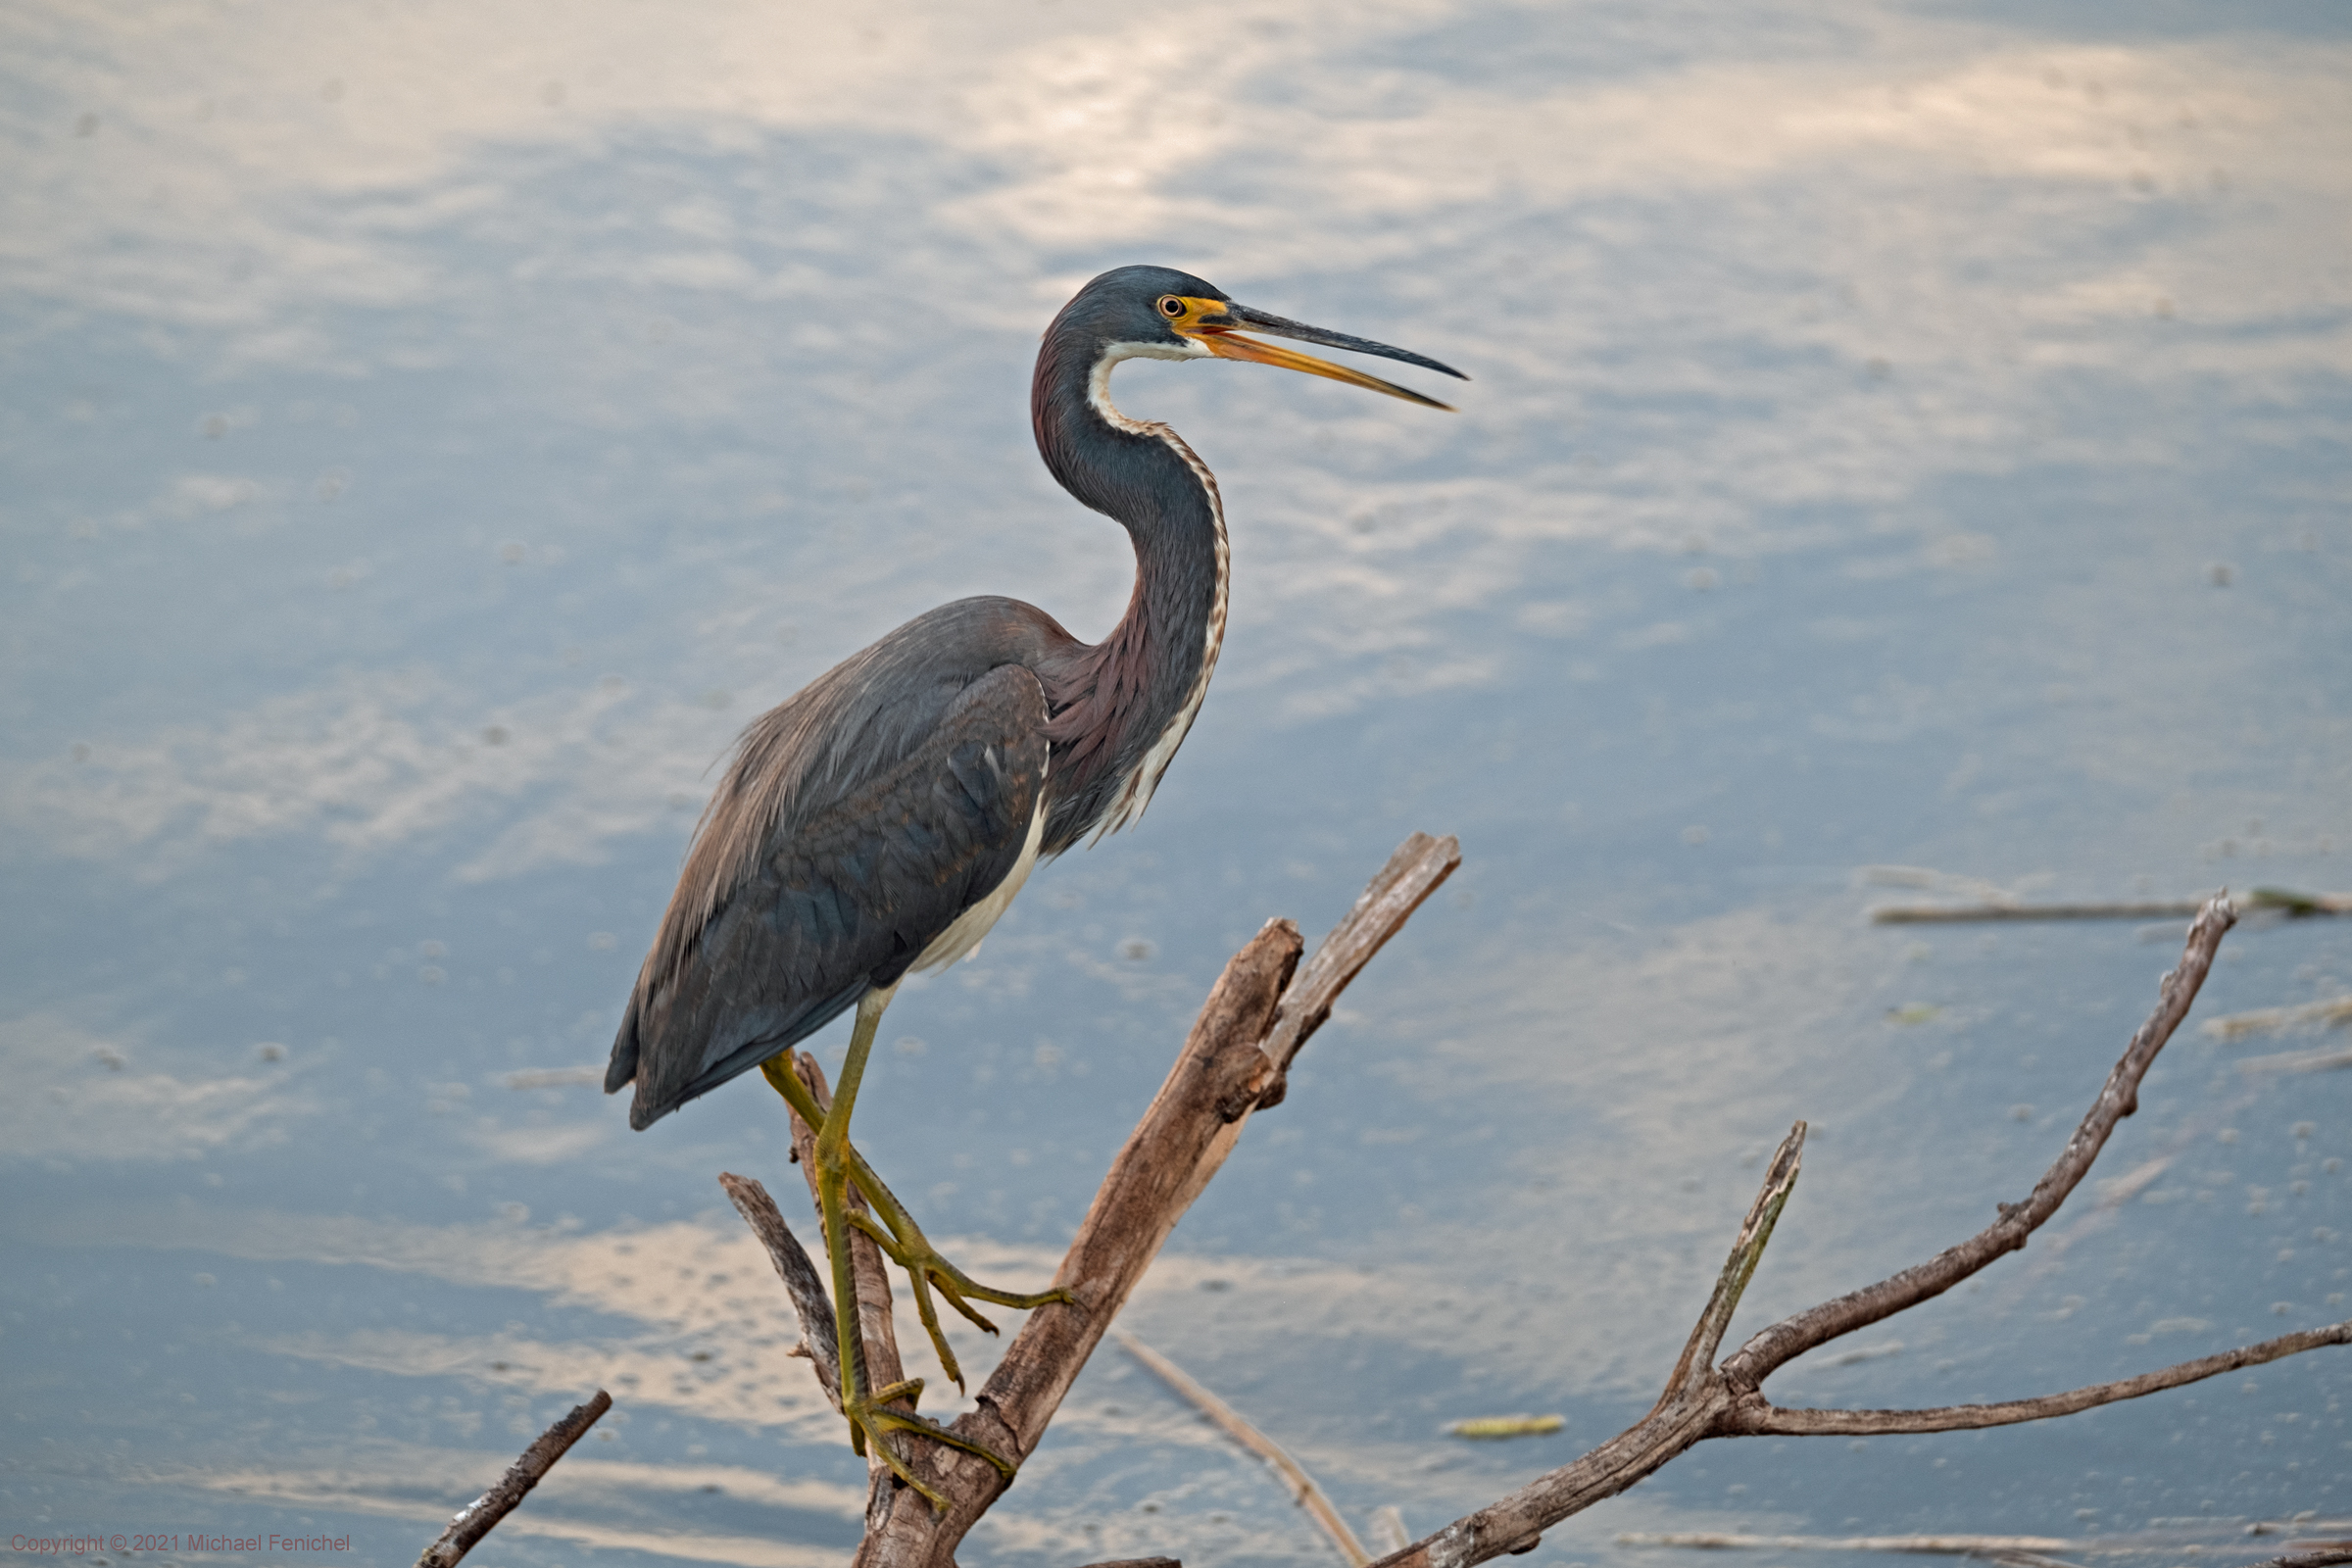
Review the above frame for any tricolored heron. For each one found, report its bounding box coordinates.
[605,265,1463,1502]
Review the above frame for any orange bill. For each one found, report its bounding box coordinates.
[1192,328,1457,411]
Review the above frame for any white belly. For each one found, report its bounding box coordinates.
[909,780,1047,974]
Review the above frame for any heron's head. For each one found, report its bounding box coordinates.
[1050,264,1467,411]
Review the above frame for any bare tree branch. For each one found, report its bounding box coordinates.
[1258,831,1464,1105]
[1623,1523,2352,1563]
[726,833,1458,1568]
[717,1172,840,1405]
[1732,1320,2352,1434]
[1871,888,2344,924]
[1873,901,2207,924]
[1655,1122,1805,1409]
[2248,1549,2352,1568]
[1616,1532,2082,1557]
[1720,893,2236,1389]
[715,862,2330,1568]
[851,916,1305,1564]
[811,836,1460,1566]
[416,1390,611,1568]
[1118,1330,1371,1567]
[1361,894,2348,1568]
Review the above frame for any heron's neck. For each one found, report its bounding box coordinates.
[1031,342,1230,849]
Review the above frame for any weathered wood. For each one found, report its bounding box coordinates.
[855,916,1305,1567]
[1871,888,2347,923]
[1721,893,2236,1387]
[416,1391,611,1568]
[710,853,2335,1568]
[2246,1550,2352,1568]
[1363,894,2351,1568]
[717,1173,839,1405]
[830,834,1459,1566]
[1653,1122,1805,1411]
[1731,1320,2352,1435]
[1118,1330,1370,1566]
[1257,831,1461,1105]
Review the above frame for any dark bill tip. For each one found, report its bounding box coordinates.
[1225,303,1470,382]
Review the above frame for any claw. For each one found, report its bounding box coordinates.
[844,1380,1021,1512]
[931,1273,1003,1337]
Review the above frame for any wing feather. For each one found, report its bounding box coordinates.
[612,662,1049,1128]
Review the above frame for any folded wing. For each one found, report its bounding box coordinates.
[610,662,1050,1128]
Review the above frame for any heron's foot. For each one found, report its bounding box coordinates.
[845,1377,1021,1512]
[846,1205,1075,1388]
[760,1052,1072,1390]
[779,1004,1027,1510]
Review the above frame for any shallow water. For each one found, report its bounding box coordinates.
[3,2,2349,1564]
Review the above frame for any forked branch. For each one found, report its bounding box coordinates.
[1655,1122,1806,1410]
[729,833,1460,1568]
[719,866,2341,1568]
[1732,1321,2352,1435]
[1720,893,2238,1389]
[1370,892,2347,1568]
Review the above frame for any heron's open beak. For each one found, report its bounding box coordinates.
[1183,301,1468,412]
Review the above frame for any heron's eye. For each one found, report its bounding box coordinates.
[1157,296,1185,318]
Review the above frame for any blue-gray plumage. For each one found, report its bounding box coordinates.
[606,265,1463,1134]
[600,263,1462,1497]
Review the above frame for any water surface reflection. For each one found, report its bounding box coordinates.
[4,1,2348,1563]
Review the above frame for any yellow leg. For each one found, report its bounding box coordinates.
[760,1051,1070,1391]
[785,995,1040,1509]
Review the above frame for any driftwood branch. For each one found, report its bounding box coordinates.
[1623,1523,2352,1566]
[718,1172,841,1404]
[1870,887,2347,923]
[1363,892,2347,1568]
[724,832,1459,1568]
[415,1390,611,1568]
[1721,892,2235,1385]
[1118,1330,1371,1567]
[1627,1523,2352,1560]
[717,860,2337,1566]
[1619,1531,2088,1558]
[1257,831,1463,1103]
[1730,1319,2352,1434]
[1873,899,2208,923]
[1654,1121,1806,1410]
